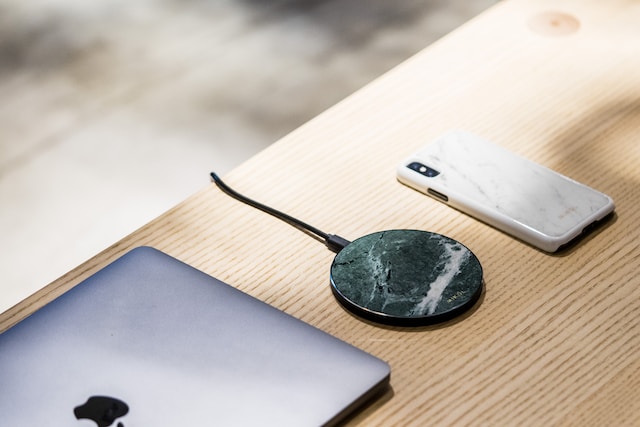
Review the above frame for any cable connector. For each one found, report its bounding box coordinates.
[325,234,351,253]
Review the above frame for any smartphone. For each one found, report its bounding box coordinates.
[396,130,615,252]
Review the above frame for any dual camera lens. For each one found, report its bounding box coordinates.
[407,162,439,178]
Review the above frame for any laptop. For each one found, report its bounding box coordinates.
[0,246,390,426]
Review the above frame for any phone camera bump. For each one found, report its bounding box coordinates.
[408,162,440,178]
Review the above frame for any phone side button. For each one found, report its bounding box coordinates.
[427,188,449,202]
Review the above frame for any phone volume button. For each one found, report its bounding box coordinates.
[427,188,449,202]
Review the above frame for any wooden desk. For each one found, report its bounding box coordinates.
[3,0,639,424]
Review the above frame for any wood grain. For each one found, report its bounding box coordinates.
[2,0,639,425]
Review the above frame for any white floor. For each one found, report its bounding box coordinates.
[0,0,496,312]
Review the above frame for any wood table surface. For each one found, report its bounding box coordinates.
[2,0,639,425]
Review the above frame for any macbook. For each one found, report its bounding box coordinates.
[0,246,390,426]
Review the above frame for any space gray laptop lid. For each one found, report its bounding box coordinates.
[0,246,390,426]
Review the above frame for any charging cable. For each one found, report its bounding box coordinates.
[210,172,350,253]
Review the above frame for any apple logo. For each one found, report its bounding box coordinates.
[74,396,129,427]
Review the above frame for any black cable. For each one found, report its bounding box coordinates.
[210,172,351,253]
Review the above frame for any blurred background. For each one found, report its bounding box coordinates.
[0,0,496,311]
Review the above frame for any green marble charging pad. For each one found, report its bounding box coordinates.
[330,229,483,326]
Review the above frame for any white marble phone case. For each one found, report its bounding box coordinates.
[397,130,615,252]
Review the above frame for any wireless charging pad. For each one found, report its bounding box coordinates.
[210,173,484,327]
[330,229,483,326]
